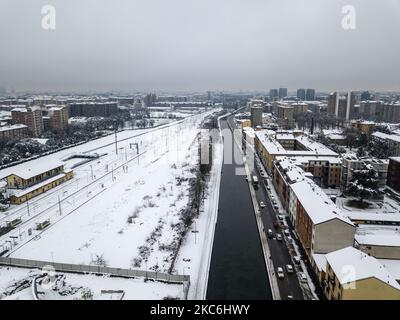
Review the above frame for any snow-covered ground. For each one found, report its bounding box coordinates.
[0,108,223,300]
[0,266,183,300]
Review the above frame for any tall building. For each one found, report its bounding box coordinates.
[359,101,380,120]
[48,106,69,131]
[250,106,263,128]
[306,89,316,101]
[327,92,338,115]
[269,89,279,99]
[361,91,371,101]
[11,106,44,137]
[278,87,288,99]
[144,93,157,107]
[327,91,357,120]
[378,102,400,123]
[276,105,294,129]
[297,88,306,100]
[387,157,400,193]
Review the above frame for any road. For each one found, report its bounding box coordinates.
[206,118,272,300]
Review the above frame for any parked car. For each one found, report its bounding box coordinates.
[293,256,301,265]
[277,267,285,279]
[273,220,279,229]
[286,264,294,273]
[260,201,265,208]
[273,204,279,210]
[298,272,308,283]
[266,186,271,191]
[276,234,283,241]
[267,229,274,238]
[278,215,284,221]
[283,230,290,237]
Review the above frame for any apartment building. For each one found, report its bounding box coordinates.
[48,106,69,131]
[291,179,355,257]
[323,247,400,300]
[371,132,400,157]
[11,106,44,137]
[387,157,400,193]
[0,124,28,141]
[68,102,118,117]
[340,155,388,190]
[254,129,338,174]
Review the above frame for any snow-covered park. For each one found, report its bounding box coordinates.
[0,109,223,300]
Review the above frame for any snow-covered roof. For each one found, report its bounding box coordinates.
[372,131,400,143]
[312,253,327,272]
[379,259,400,281]
[255,129,338,157]
[389,157,400,164]
[355,225,400,247]
[0,124,27,132]
[326,247,400,290]
[275,156,308,184]
[243,127,255,139]
[345,211,400,224]
[291,179,353,226]
[0,159,64,180]
[9,172,67,198]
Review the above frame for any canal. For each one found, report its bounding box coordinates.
[206,118,272,299]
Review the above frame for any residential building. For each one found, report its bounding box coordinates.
[387,157,400,193]
[269,89,279,100]
[0,124,28,141]
[254,129,338,174]
[291,102,308,116]
[340,155,388,190]
[276,105,294,129]
[351,120,375,137]
[68,102,118,117]
[327,91,358,120]
[278,87,288,99]
[297,88,306,101]
[48,106,69,131]
[291,179,355,257]
[250,106,263,128]
[11,106,44,137]
[378,102,400,123]
[359,101,381,121]
[323,247,400,300]
[371,132,400,157]
[306,89,316,101]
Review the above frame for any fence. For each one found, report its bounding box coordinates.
[0,257,190,284]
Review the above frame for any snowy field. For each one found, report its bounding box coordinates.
[0,108,223,299]
[0,266,183,300]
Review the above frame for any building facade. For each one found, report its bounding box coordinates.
[0,124,28,141]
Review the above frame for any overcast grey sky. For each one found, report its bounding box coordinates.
[0,0,399,93]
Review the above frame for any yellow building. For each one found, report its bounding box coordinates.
[237,119,251,129]
[2,161,74,204]
[351,120,375,136]
[323,247,400,300]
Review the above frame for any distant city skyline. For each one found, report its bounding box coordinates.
[1,0,400,92]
